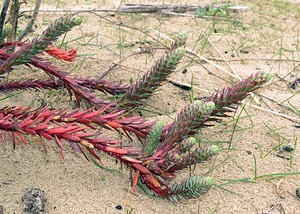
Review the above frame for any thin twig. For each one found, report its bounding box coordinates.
[152,29,238,79]
[161,11,237,22]
[18,0,41,41]
[20,8,117,13]
[7,0,19,42]
[257,93,300,117]
[207,38,241,80]
[242,102,300,123]
[96,48,153,80]
[207,38,261,105]
[117,4,202,13]
[19,4,202,14]
[0,0,11,42]
[79,11,169,50]
[275,63,300,82]
[206,58,300,63]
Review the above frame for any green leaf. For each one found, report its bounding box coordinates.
[168,176,214,202]
[144,121,164,155]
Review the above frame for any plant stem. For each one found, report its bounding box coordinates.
[18,0,41,41]
[0,0,10,43]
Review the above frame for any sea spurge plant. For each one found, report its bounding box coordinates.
[118,47,186,108]
[158,101,215,155]
[207,71,272,118]
[170,31,187,49]
[144,121,164,156]
[0,78,128,95]
[167,176,214,202]
[176,137,197,154]
[162,145,221,173]
[0,16,272,203]
[0,16,82,73]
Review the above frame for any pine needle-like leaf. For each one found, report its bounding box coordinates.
[163,145,220,172]
[0,16,82,73]
[208,71,272,118]
[167,176,214,202]
[0,78,128,95]
[0,106,148,165]
[170,32,187,49]
[158,72,271,157]
[144,121,164,156]
[158,101,215,155]
[118,47,186,108]
[176,137,196,154]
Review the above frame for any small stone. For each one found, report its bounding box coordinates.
[282,146,293,152]
[296,188,300,199]
[21,188,47,214]
[181,68,187,74]
[2,180,13,185]
[290,78,300,90]
[115,205,122,210]
[240,49,249,54]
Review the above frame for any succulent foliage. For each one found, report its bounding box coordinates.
[0,16,271,202]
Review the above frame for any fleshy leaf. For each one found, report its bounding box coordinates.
[167,176,214,202]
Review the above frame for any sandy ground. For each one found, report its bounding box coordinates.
[0,0,300,213]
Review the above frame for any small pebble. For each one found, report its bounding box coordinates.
[296,188,300,199]
[282,145,293,152]
[2,180,13,185]
[290,78,300,90]
[182,68,187,74]
[240,49,249,54]
[115,205,122,210]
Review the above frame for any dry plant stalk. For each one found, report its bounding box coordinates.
[0,16,271,202]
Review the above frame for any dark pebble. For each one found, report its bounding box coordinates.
[2,180,13,185]
[240,49,249,54]
[115,205,122,210]
[282,145,293,152]
[182,68,187,74]
[296,188,300,199]
[290,78,300,90]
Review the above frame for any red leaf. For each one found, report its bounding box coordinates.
[45,46,77,62]
[17,132,27,145]
[24,128,36,135]
[61,134,81,142]
[40,131,53,140]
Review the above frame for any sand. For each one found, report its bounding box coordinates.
[0,0,299,213]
